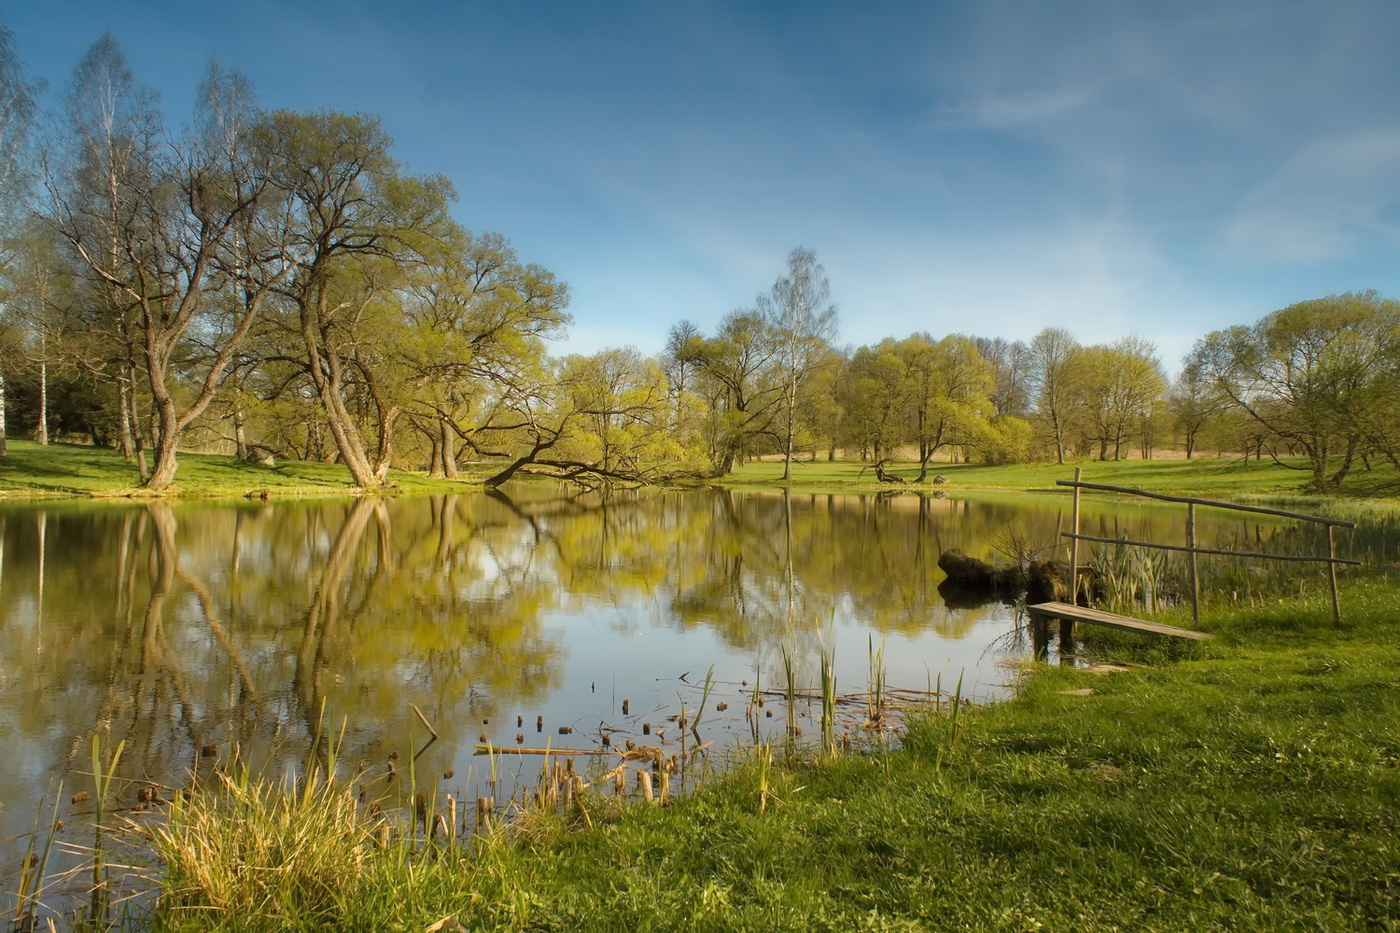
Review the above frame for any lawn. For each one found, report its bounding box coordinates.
[0,440,485,498]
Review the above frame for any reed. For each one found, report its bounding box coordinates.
[689,664,716,742]
[867,635,887,724]
[782,647,798,740]
[819,647,837,757]
[746,671,763,744]
[949,671,965,750]
[87,734,126,930]
[153,764,370,925]
[12,781,64,932]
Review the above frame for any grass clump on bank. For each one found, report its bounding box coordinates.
[0,440,484,499]
[145,581,1400,932]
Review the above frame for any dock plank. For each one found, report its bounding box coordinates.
[1027,601,1212,641]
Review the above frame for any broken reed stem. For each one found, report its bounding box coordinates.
[475,796,494,830]
[409,703,439,740]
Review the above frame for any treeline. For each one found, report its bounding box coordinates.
[1,28,1398,492]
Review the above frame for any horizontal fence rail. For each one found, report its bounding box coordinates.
[1056,480,1357,528]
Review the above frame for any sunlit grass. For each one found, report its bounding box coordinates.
[134,577,1400,932]
[0,440,485,499]
[719,453,1346,497]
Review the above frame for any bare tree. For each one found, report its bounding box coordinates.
[757,247,838,481]
[50,46,294,489]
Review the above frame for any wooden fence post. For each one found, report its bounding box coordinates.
[1069,467,1082,606]
[1327,525,1341,624]
[1187,502,1199,625]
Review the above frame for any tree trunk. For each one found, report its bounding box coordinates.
[916,453,930,483]
[427,425,444,478]
[781,380,795,481]
[233,406,247,460]
[37,361,48,445]
[0,365,7,457]
[441,419,458,478]
[117,375,134,458]
[302,308,378,487]
[127,377,149,482]
[145,387,182,490]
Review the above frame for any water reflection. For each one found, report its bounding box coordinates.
[0,487,1379,885]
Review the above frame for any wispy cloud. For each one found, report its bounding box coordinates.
[933,82,1105,130]
[1225,129,1400,262]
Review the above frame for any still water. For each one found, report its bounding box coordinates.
[0,486,1371,883]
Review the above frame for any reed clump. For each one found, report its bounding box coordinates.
[152,766,371,925]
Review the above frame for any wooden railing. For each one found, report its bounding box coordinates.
[1058,467,1359,624]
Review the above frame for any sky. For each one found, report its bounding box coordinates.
[7,0,1400,372]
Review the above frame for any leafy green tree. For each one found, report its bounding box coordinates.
[474,347,678,488]
[681,309,785,474]
[1187,291,1400,490]
[1167,360,1226,458]
[259,109,455,487]
[1027,327,1081,463]
[1071,337,1166,461]
[400,226,570,477]
[841,339,912,461]
[905,334,998,479]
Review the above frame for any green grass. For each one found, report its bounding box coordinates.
[7,441,1400,504]
[0,440,485,499]
[144,579,1400,932]
[714,454,1357,499]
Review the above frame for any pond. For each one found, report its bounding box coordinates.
[0,485,1376,895]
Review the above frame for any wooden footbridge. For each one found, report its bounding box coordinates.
[1027,600,1211,657]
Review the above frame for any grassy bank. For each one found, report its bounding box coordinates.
[139,583,1400,932]
[713,454,1393,499]
[5,440,1399,503]
[0,440,484,499]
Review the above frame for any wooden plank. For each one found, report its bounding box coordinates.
[1027,601,1212,641]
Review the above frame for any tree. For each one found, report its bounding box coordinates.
[1187,291,1400,490]
[0,18,40,457]
[49,32,163,467]
[400,226,571,478]
[1026,328,1080,463]
[972,336,1032,418]
[1167,360,1226,458]
[682,309,785,474]
[260,109,454,487]
[473,348,678,489]
[49,49,295,489]
[756,247,838,481]
[1071,337,1165,460]
[842,339,913,460]
[905,334,998,479]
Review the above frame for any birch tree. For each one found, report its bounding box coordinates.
[757,247,838,481]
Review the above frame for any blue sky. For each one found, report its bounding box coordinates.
[8,0,1400,371]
